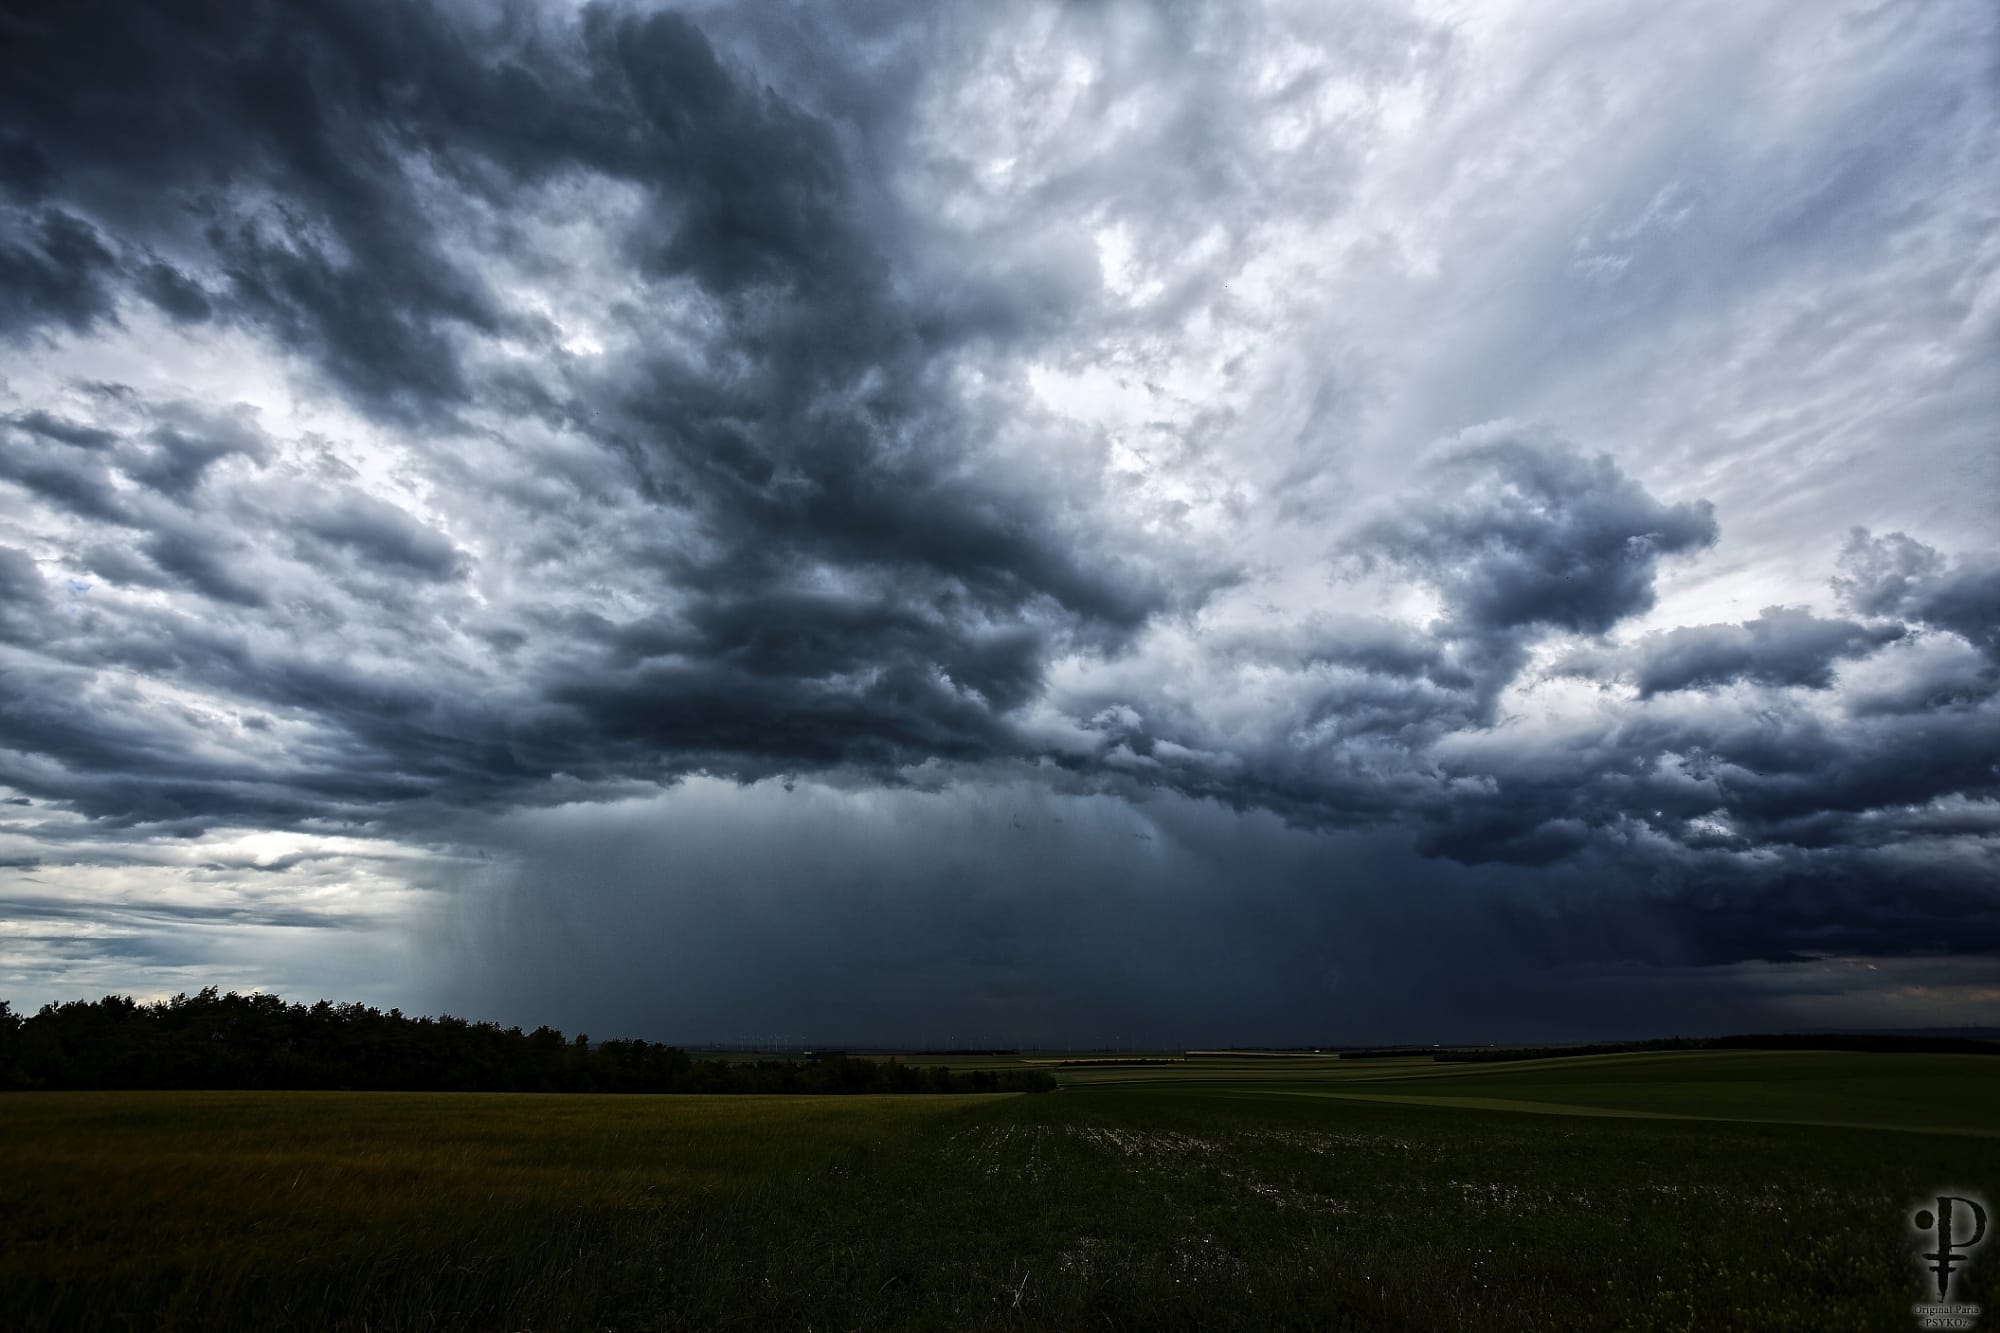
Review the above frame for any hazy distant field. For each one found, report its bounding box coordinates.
[5,1051,1995,1330]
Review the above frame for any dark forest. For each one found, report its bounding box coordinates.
[0,991,1055,1095]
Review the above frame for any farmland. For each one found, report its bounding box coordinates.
[5,1050,1996,1330]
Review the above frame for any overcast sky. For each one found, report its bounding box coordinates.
[1,0,1995,1045]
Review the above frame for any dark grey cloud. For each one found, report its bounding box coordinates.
[1050,439,1725,820]
[0,545,51,643]
[421,779,1998,1047]
[295,492,462,580]
[0,432,132,523]
[125,419,272,499]
[5,1,512,408]
[1836,529,2000,662]
[1358,437,1718,643]
[1007,438,1997,966]
[1567,606,1906,697]
[0,0,1162,826]
[77,542,173,593]
[136,261,214,324]
[417,783,1736,1047]
[0,397,275,530]
[139,525,270,608]
[0,205,120,336]
[0,0,1993,1034]
[8,409,118,450]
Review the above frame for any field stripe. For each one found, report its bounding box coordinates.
[1257,1088,2000,1137]
[1268,1090,1700,1119]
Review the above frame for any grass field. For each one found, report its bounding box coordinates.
[5,1050,1995,1330]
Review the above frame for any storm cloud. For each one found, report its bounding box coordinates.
[2,0,1995,1039]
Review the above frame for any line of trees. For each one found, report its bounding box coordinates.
[0,991,1056,1094]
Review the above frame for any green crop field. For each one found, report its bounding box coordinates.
[5,1050,1996,1330]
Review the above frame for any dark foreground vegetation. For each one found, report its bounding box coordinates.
[0,991,1055,1095]
[3,1049,1995,1332]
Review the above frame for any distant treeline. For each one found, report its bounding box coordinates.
[1427,1033,2000,1063]
[0,991,1057,1095]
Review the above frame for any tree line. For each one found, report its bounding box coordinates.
[0,990,1057,1094]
